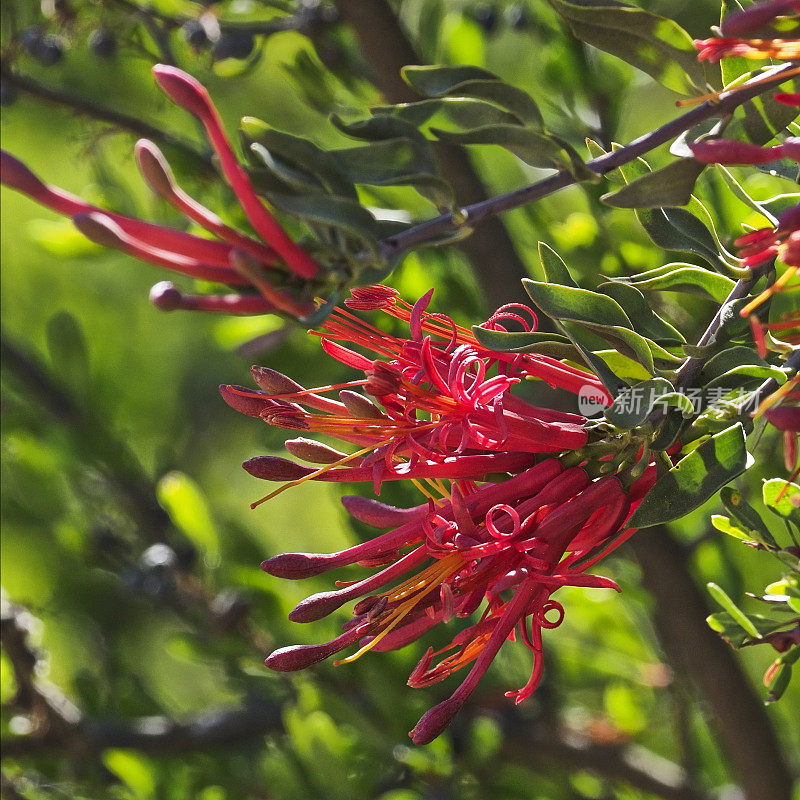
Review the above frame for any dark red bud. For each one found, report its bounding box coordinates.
[409,695,466,745]
[260,552,337,579]
[340,495,424,528]
[243,455,313,481]
[250,365,305,395]
[149,281,183,311]
[219,384,272,417]
[284,437,346,464]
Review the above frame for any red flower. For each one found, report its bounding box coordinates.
[221,287,651,743]
[0,65,318,319]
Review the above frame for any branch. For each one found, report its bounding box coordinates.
[1,71,212,171]
[505,729,711,800]
[0,334,173,541]
[628,527,795,800]
[334,0,532,308]
[379,64,798,261]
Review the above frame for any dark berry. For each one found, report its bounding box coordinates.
[0,81,17,106]
[34,35,65,66]
[473,3,497,33]
[89,29,117,58]
[213,30,255,61]
[506,4,529,30]
[174,541,198,570]
[20,28,43,53]
[182,19,210,49]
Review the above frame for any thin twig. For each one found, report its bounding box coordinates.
[2,71,212,170]
[379,64,798,261]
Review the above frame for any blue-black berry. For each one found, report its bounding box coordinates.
[89,29,117,58]
[213,30,255,61]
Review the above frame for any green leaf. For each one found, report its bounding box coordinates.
[267,193,380,251]
[598,282,685,342]
[402,65,545,128]
[617,263,735,302]
[601,159,705,209]
[538,242,578,287]
[707,611,792,647]
[402,65,498,96]
[547,0,710,94]
[708,582,762,639]
[241,118,356,199]
[104,750,156,798]
[699,346,787,390]
[471,327,574,353]
[157,472,219,564]
[627,424,752,528]
[720,487,779,547]
[375,97,522,131]
[636,206,723,268]
[522,280,633,329]
[558,321,630,397]
[763,479,800,523]
[711,514,755,542]
[331,114,437,175]
[594,350,654,382]
[431,125,595,180]
[605,377,694,428]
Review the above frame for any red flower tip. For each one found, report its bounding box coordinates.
[265,630,361,671]
[765,406,800,432]
[149,281,183,311]
[72,211,127,249]
[219,385,273,417]
[775,92,800,106]
[340,496,424,528]
[1,149,47,197]
[134,139,177,199]
[720,0,800,36]
[345,285,401,310]
[409,696,467,745]
[243,455,313,481]
[260,552,339,579]
[151,64,213,121]
[250,365,304,395]
[284,437,346,464]
[288,590,349,623]
[689,139,782,165]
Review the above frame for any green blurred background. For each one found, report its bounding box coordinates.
[2,1,798,798]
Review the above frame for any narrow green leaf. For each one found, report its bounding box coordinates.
[599,282,685,342]
[267,193,380,250]
[763,479,800,523]
[617,264,734,302]
[375,97,522,131]
[538,242,578,287]
[708,582,762,639]
[601,159,705,209]
[522,280,632,329]
[402,65,497,96]
[431,125,595,179]
[547,0,711,93]
[720,487,778,548]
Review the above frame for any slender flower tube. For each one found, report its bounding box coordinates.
[222,287,653,742]
[0,66,319,319]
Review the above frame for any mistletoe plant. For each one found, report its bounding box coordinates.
[2,0,798,766]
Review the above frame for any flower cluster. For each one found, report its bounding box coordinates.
[221,286,655,743]
[1,65,317,318]
[694,0,800,65]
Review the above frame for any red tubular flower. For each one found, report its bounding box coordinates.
[735,204,800,316]
[0,65,319,319]
[690,137,800,165]
[222,287,651,742]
